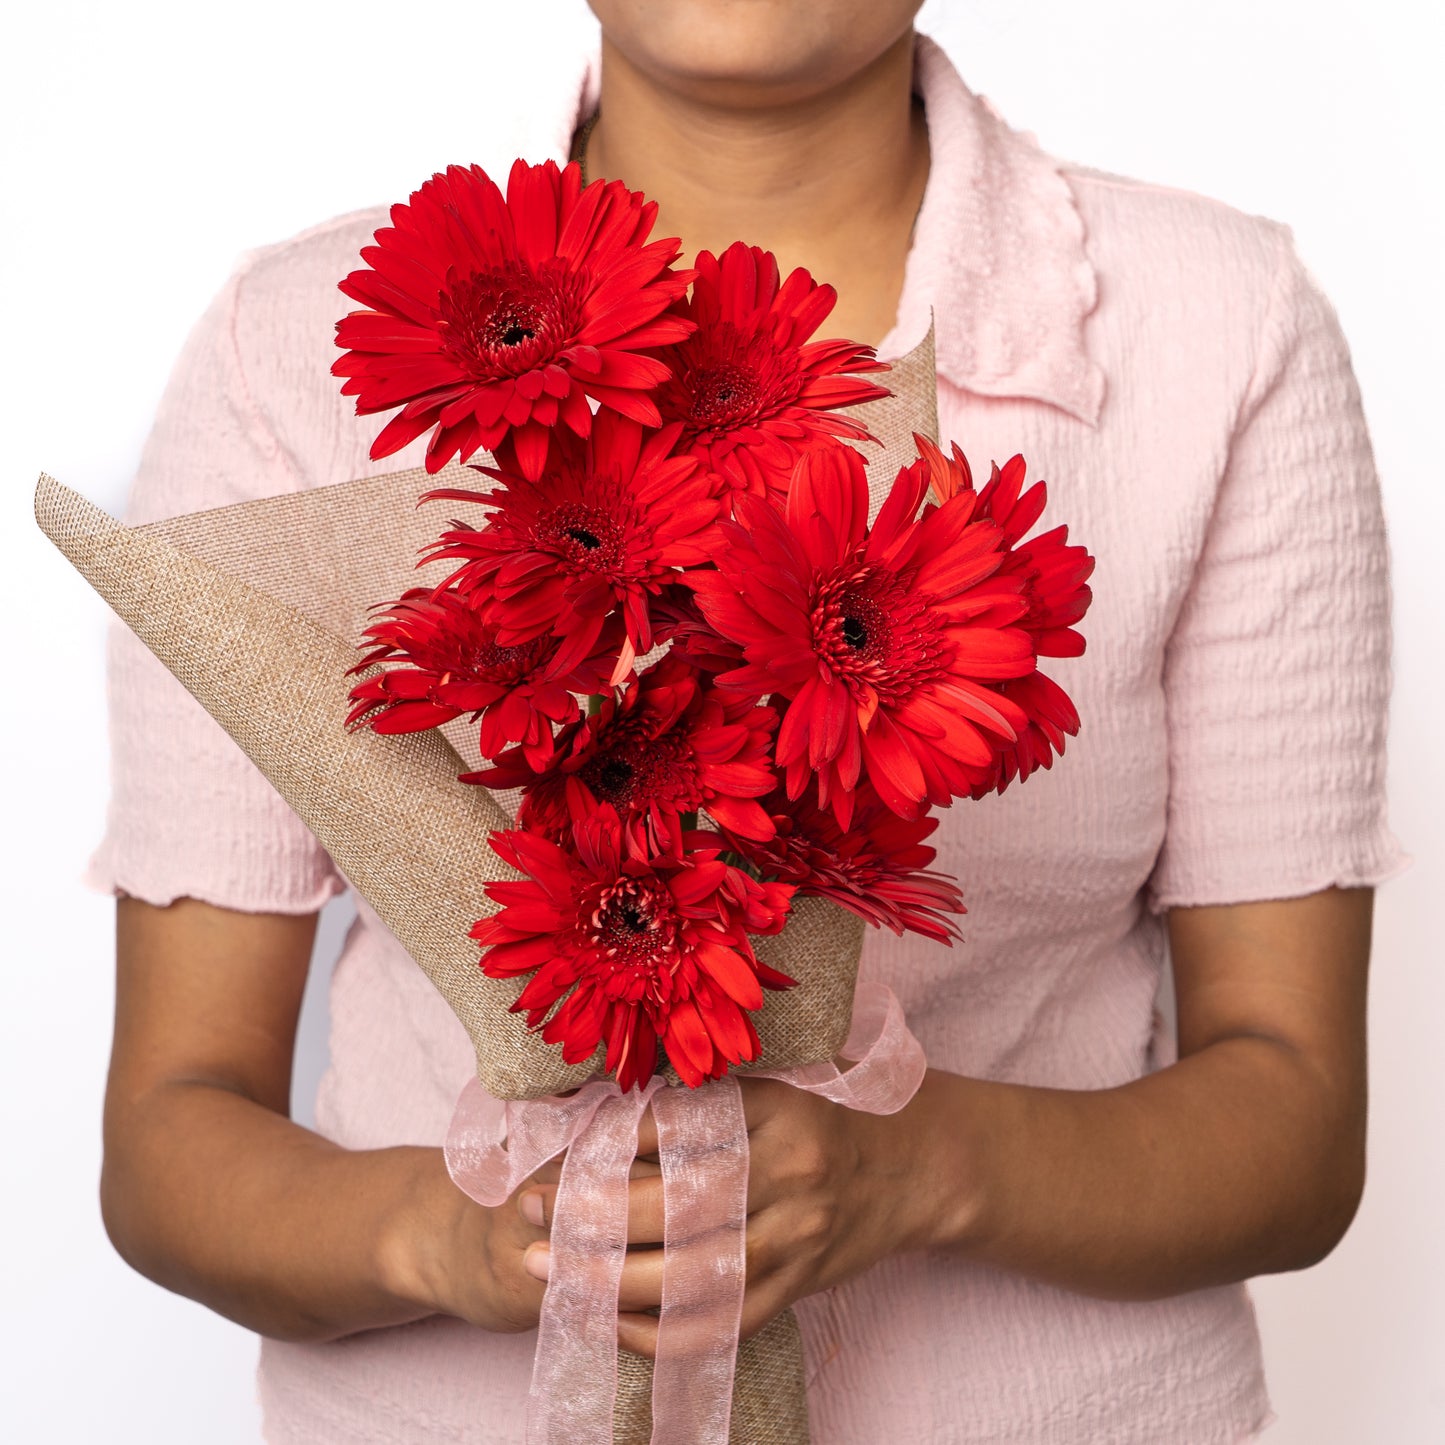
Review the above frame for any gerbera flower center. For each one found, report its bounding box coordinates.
[387,596,554,690]
[688,362,763,427]
[436,265,581,380]
[540,502,628,574]
[459,633,549,684]
[834,592,892,665]
[594,759,634,796]
[666,325,804,443]
[588,878,680,975]
[581,724,703,814]
[811,569,948,701]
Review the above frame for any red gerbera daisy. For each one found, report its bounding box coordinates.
[651,241,890,504]
[332,159,695,480]
[689,442,1038,826]
[345,584,617,768]
[419,410,723,685]
[474,808,796,1090]
[906,439,1092,796]
[467,655,778,849]
[735,780,967,945]
[910,439,1094,657]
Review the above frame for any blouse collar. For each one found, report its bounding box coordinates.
[542,31,1105,428]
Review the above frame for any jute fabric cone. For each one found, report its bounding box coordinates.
[36,475,591,1096]
[850,319,938,516]
[36,478,839,1430]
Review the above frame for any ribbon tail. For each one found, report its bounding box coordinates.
[526,1086,656,1444]
[649,1076,750,1445]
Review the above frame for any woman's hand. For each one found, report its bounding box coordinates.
[106,893,573,1345]
[389,1148,563,1336]
[515,1072,970,1358]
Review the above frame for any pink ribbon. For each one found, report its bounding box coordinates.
[445,978,926,1445]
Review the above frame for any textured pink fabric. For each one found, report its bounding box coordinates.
[85,33,1410,1445]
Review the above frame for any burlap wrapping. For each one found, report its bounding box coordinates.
[36,322,937,1442]
[614,1312,810,1444]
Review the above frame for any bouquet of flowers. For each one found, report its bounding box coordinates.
[35,156,1092,1445]
[335,159,1091,1099]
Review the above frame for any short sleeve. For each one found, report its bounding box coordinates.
[83,261,348,913]
[1144,224,1411,915]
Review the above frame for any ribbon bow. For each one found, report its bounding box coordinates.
[445,979,926,1444]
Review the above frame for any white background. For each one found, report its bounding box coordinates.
[3,2,1441,1440]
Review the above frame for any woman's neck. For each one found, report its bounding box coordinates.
[586,31,930,347]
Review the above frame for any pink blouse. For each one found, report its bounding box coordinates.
[87,34,1409,1445]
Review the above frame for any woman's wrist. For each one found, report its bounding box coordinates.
[891,1068,991,1256]
[373,1142,550,1337]
[372,1144,470,1320]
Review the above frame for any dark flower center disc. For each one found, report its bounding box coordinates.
[436,264,583,378]
[811,569,949,701]
[593,758,635,796]
[689,362,762,427]
[591,879,679,970]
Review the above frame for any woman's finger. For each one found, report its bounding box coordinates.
[736,1076,793,1131]
[515,1158,665,1235]
[624,1172,667,1242]
[616,1311,659,1359]
[519,1240,666,1312]
[516,1155,795,1253]
[632,1078,788,1162]
[525,1221,754,1314]
[618,1203,791,1309]
[616,1288,795,1361]
[529,1157,564,1187]
[615,1244,667,1311]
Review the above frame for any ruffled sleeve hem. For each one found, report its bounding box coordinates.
[1145,826,1412,916]
[83,840,349,917]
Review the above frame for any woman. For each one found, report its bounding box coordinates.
[91,3,1408,1441]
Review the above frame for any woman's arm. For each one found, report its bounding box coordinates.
[519,884,1371,1354]
[918,883,1371,1294]
[101,895,551,1342]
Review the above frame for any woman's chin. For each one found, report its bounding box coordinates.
[590,0,923,103]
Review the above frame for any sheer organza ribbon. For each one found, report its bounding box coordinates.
[444,978,926,1445]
